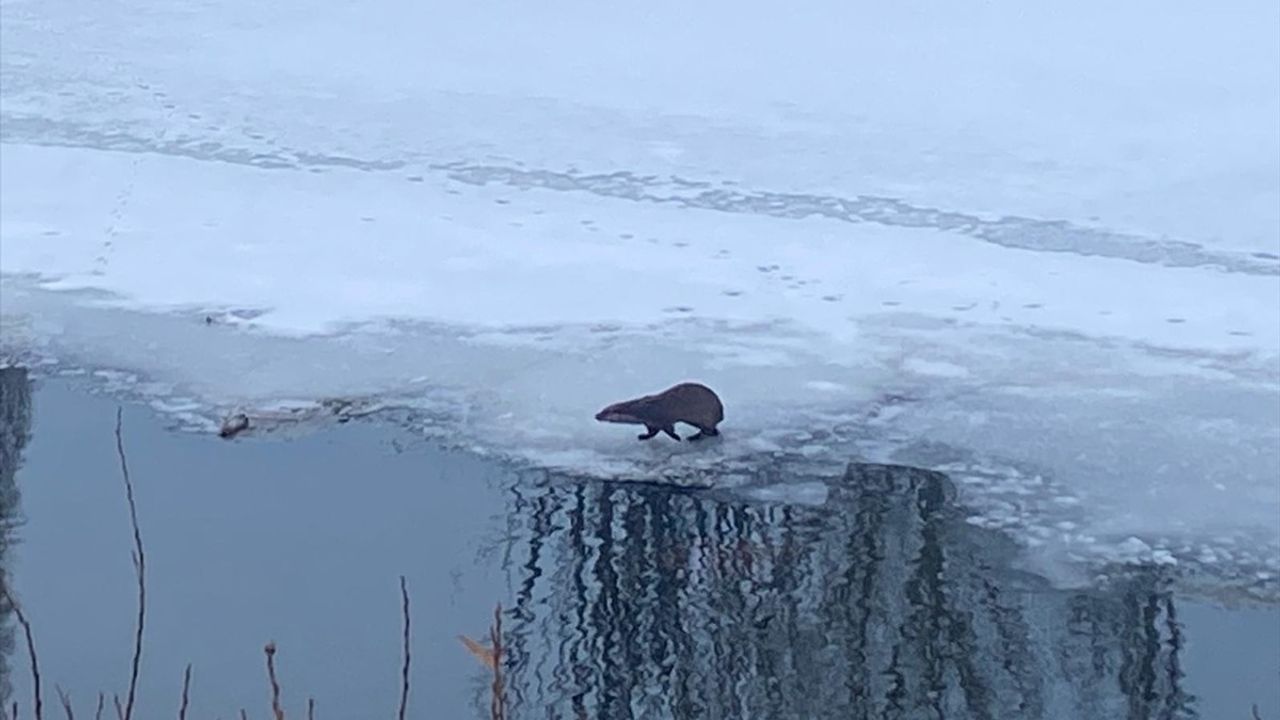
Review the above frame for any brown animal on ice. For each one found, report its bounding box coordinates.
[594,382,724,442]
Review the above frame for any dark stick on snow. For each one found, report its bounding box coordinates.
[306,699,314,720]
[177,664,192,720]
[54,686,73,720]
[398,576,411,720]
[112,695,123,720]
[239,711,248,720]
[0,583,43,720]
[114,408,146,720]
[264,643,284,720]
[93,695,103,720]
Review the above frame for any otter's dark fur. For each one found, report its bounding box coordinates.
[595,382,724,442]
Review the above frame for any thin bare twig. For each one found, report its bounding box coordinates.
[489,603,504,720]
[1253,703,1264,720]
[263,643,284,720]
[177,664,192,720]
[306,699,314,720]
[0,583,43,720]
[114,408,146,720]
[93,694,103,720]
[398,576,410,720]
[239,710,247,720]
[112,695,122,720]
[54,686,73,720]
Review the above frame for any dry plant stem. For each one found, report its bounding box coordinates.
[54,686,73,720]
[398,576,410,720]
[489,603,505,720]
[114,408,146,720]
[112,695,123,720]
[239,711,247,720]
[0,583,43,720]
[306,699,314,720]
[93,695,103,720]
[264,643,284,720]
[177,664,192,720]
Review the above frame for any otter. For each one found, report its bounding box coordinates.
[594,382,724,442]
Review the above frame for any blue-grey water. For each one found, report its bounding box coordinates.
[1,367,1277,719]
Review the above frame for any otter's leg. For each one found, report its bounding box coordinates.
[662,426,682,441]
[688,426,719,442]
[638,425,660,440]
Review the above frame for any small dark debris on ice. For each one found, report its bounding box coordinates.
[219,412,250,439]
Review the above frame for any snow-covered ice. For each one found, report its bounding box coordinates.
[2,0,1278,596]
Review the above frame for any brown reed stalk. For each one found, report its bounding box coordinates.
[489,604,505,720]
[54,686,73,720]
[398,576,410,720]
[0,583,43,720]
[263,643,284,720]
[114,408,146,720]
[177,664,192,720]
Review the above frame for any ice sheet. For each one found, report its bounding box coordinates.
[2,0,1278,596]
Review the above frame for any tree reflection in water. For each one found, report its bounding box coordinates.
[0,367,32,706]
[501,464,1196,720]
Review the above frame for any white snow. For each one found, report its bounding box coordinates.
[2,0,1278,591]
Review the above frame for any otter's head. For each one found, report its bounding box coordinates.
[595,400,645,425]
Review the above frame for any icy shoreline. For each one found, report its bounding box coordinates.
[4,282,1277,604]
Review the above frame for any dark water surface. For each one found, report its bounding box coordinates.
[1,368,1277,719]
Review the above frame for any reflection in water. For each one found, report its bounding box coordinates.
[0,369,1210,718]
[501,464,1197,720]
[0,367,33,705]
